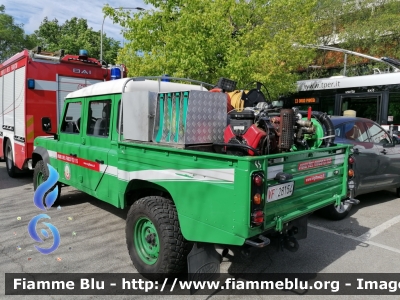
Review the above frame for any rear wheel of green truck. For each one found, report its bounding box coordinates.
[319,202,352,220]
[126,196,189,276]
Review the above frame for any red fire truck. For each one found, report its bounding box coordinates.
[0,48,110,177]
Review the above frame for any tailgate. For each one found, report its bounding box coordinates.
[253,145,350,232]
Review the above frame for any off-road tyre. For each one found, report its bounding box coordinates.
[5,139,17,178]
[33,160,61,202]
[126,196,190,277]
[319,202,352,220]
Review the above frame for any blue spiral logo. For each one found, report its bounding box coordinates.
[28,214,60,254]
[28,163,61,255]
[33,164,59,211]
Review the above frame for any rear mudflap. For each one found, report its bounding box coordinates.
[187,243,220,280]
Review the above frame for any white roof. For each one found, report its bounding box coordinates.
[297,72,400,92]
[66,78,208,99]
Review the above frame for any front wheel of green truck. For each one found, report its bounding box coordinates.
[126,196,190,276]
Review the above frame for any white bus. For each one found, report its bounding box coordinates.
[283,71,400,130]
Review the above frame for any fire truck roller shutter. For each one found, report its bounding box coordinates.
[0,76,3,129]
[14,67,26,140]
[3,71,14,128]
[0,75,2,159]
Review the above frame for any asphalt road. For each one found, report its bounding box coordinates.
[2,160,400,299]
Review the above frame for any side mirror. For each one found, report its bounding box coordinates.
[42,117,52,133]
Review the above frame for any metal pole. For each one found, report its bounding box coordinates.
[100,7,145,64]
[344,53,347,76]
[100,15,106,62]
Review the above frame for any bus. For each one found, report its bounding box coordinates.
[283,72,400,130]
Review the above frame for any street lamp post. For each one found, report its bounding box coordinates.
[100,7,144,64]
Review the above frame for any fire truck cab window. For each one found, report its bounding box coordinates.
[87,100,112,137]
[61,102,82,134]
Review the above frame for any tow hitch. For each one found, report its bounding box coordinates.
[278,234,299,252]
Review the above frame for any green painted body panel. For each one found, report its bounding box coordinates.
[34,91,351,247]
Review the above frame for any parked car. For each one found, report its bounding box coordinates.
[321,116,400,220]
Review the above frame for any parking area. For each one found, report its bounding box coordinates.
[2,160,400,299]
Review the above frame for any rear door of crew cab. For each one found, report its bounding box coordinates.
[78,95,112,197]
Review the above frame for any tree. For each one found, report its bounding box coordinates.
[306,0,400,77]
[0,5,34,62]
[104,0,318,99]
[29,17,121,64]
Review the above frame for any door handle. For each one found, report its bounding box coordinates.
[70,153,77,157]
[95,159,104,164]
[381,149,387,154]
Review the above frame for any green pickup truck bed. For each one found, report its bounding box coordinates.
[32,77,351,276]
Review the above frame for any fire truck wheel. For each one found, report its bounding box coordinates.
[319,202,353,220]
[33,160,61,202]
[5,139,17,178]
[126,196,189,278]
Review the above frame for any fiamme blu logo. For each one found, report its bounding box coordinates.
[28,164,61,254]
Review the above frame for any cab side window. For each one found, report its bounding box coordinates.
[87,100,112,137]
[60,102,82,134]
[365,122,390,144]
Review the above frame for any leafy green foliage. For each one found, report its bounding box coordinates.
[104,0,318,99]
[311,0,400,76]
[0,5,35,62]
[28,17,121,64]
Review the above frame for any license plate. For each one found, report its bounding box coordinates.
[267,181,294,202]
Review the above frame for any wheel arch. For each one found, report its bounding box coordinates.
[124,179,172,208]
[32,147,50,169]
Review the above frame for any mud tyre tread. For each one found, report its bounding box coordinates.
[126,196,190,276]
